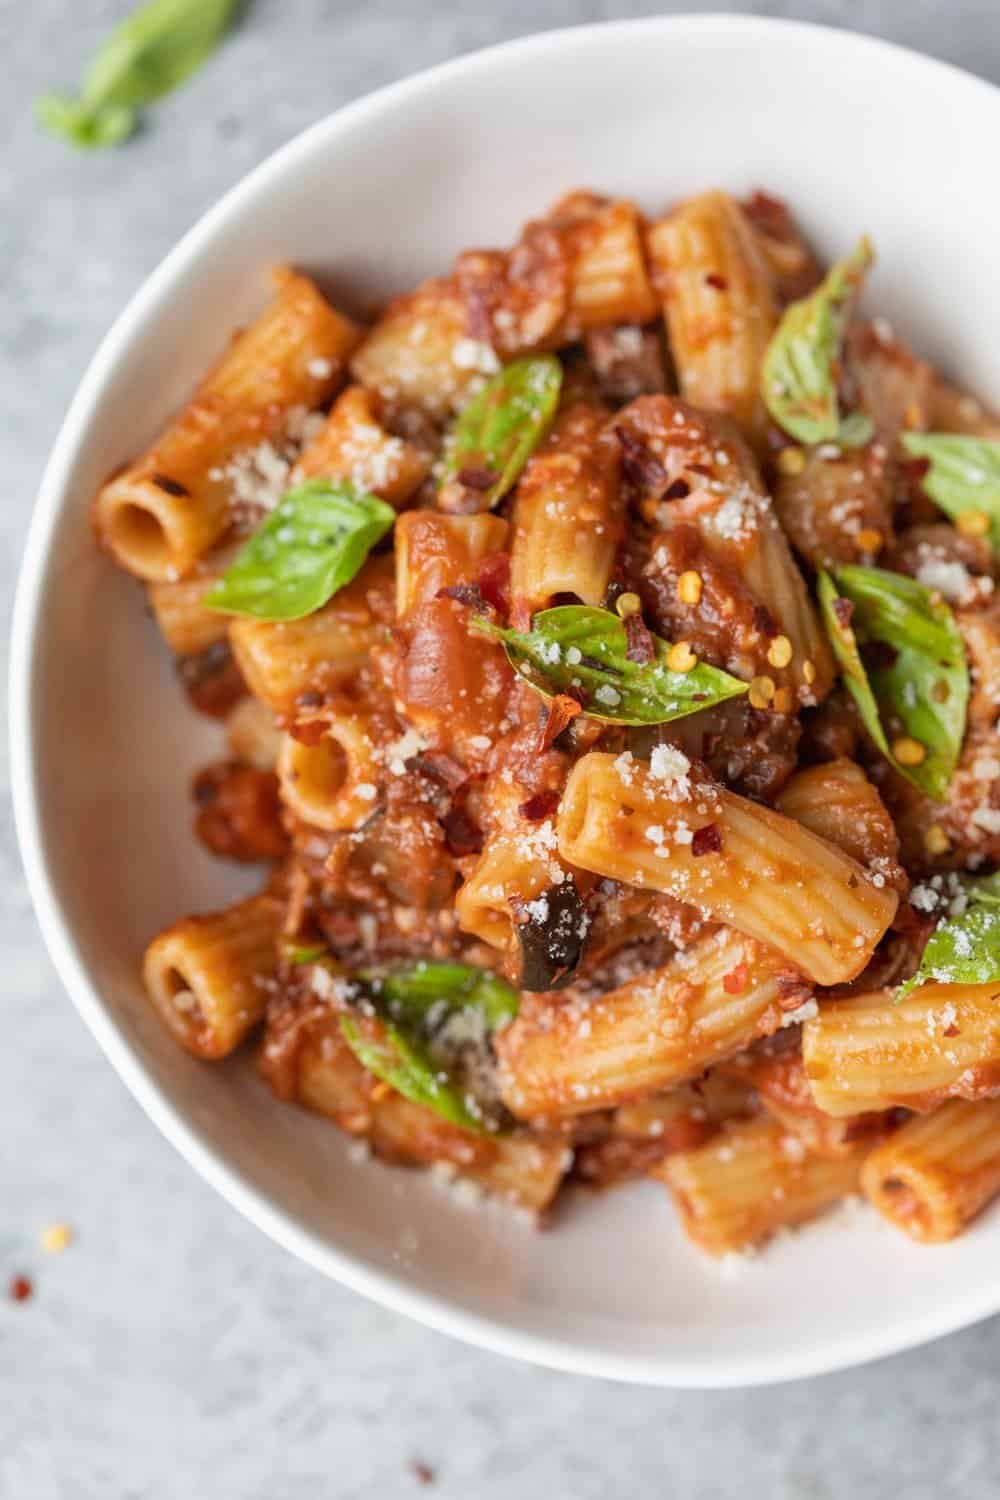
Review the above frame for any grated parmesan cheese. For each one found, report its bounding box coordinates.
[649,744,691,800]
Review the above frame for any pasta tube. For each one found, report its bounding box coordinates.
[803,984,1000,1116]
[496,928,801,1121]
[94,269,361,580]
[142,893,281,1059]
[557,752,897,985]
[861,1099,1000,1243]
[657,1116,865,1255]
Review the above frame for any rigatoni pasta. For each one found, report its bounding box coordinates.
[656,1116,865,1255]
[496,928,806,1120]
[556,751,897,985]
[142,893,282,1059]
[98,191,1000,1253]
[861,1099,1000,1243]
[94,269,361,581]
[646,191,778,445]
[802,984,1000,1116]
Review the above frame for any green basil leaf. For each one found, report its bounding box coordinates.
[439,356,562,507]
[342,961,520,1133]
[472,605,748,725]
[818,565,968,801]
[359,961,519,1030]
[817,569,892,764]
[37,0,240,150]
[762,237,873,446]
[204,479,395,622]
[965,871,1000,908]
[35,94,136,150]
[900,432,1000,548]
[899,877,1000,997]
[340,1015,490,1134]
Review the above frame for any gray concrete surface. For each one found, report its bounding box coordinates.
[3,2,1000,1496]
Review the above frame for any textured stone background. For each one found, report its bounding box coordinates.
[4,3,1000,1496]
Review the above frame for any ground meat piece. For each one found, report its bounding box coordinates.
[798,689,863,765]
[741,191,822,303]
[612,394,758,515]
[193,763,289,861]
[872,729,1000,873]
[576,881,675,983]
[572,1135,674,1189]
[178,641,246,719]
[647,697,802,804]
[884,525,996,610]
[637,522,771,682]
[584,324,666,404]
[771,441,894,569]
[847,320,933,439]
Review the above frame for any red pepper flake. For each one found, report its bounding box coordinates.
[613,426,667,488]
[691,824,722,857]
[456,465,496,491]
[177,641,245,720]
[722,962,749,996]
[900,456,931,484]
[476,551,511,616]
[704,273,729,290]
[943,1022,961,1038]
[9,1274,33,1303]
[151,472,190,497]
[624,612,655,664]
[440,805,483,856]
[519,788,561,821]
[535,693,582,754]
[408,751,469,790]
[832,597,854,630]
[409,1460,436,1486]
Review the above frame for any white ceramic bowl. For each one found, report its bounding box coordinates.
[13,15,1000,1387]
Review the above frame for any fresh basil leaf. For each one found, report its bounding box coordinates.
[38,0,240,150]
[439,356,562,508]
[514,881,589,992]
[818,565,968,801]
[340,1015,490,1133]
[899,878,1000,997]
[900,432,1000,548]
[817,569,892,764]
[965,871,1000,908]
[342,961,520,1133]
[472,605,748,725]
[35,94,136,150]
[762,237,873,446]
[836,410,875,449]
[204,479,395,622]
[359,961,519,1030]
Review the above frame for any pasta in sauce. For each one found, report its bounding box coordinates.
[94,188,1000,1255]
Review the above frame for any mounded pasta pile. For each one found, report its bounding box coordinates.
[95,189,1000,1256]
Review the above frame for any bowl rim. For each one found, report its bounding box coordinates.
[11,11,1000,1388]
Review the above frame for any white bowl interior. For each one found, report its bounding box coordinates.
[15,17,1000,1385]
